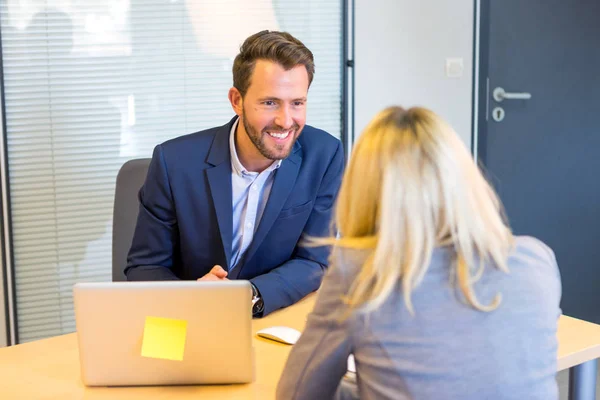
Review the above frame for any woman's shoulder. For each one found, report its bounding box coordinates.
[332,247,370,269]
[512,235,557,264]
[327,247,371,283]
[509,235,561,283]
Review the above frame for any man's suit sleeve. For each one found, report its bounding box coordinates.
[124,145,180,281]
[250,140,345,316]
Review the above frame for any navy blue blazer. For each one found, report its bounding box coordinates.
[125,117,344,316]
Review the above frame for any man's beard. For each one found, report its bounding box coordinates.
[242,111,300,161]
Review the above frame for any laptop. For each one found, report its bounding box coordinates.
[73,281,254,386]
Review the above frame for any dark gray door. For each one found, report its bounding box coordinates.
[478,1,600,322]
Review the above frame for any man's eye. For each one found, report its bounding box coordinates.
[263,100,275,106]
[293,101,305,107]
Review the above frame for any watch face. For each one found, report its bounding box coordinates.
[252,298,265,316]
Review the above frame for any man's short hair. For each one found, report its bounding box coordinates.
[232,30,315,97]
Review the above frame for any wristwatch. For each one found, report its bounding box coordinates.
[250,283,264,317]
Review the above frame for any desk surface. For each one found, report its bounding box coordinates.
[1,294,600,399]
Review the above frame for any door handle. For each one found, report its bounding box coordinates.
[493,87,532,102]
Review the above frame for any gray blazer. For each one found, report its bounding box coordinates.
[277,236,561,400]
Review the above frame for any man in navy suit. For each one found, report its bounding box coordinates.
[125,31,344,317]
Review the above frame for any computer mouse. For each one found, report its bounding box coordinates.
[347,354,356,373]
[256,326,301,345]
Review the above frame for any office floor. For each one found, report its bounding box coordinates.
[557,368,600,399]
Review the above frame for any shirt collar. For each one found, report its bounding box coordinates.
[229,117,282,176]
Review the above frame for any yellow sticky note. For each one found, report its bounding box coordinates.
[141,316,188,361]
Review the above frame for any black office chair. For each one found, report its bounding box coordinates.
[112,158,151,282]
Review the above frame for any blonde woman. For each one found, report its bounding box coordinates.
[276,107,561,400]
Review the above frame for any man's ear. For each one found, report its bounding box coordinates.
[228,87,243,117]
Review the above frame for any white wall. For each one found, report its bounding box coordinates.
[354,0,474,149]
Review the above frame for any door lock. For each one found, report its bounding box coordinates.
[492,107,505,122]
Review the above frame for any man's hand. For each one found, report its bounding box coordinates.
[197,265,228,281]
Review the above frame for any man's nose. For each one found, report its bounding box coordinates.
[274,106,293,129]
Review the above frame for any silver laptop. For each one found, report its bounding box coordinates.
[73,281,254,386]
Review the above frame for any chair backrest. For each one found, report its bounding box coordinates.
[112,158,151,282]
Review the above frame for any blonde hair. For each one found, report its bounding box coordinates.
[323,106,513,314]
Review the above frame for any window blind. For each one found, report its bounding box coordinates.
[0,0,341,342]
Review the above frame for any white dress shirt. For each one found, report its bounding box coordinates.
[229,118,282,270]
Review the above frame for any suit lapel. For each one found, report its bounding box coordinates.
[205,118,236,269]
[235,143,303,274]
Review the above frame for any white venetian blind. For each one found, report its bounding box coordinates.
[0,0,341,343]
